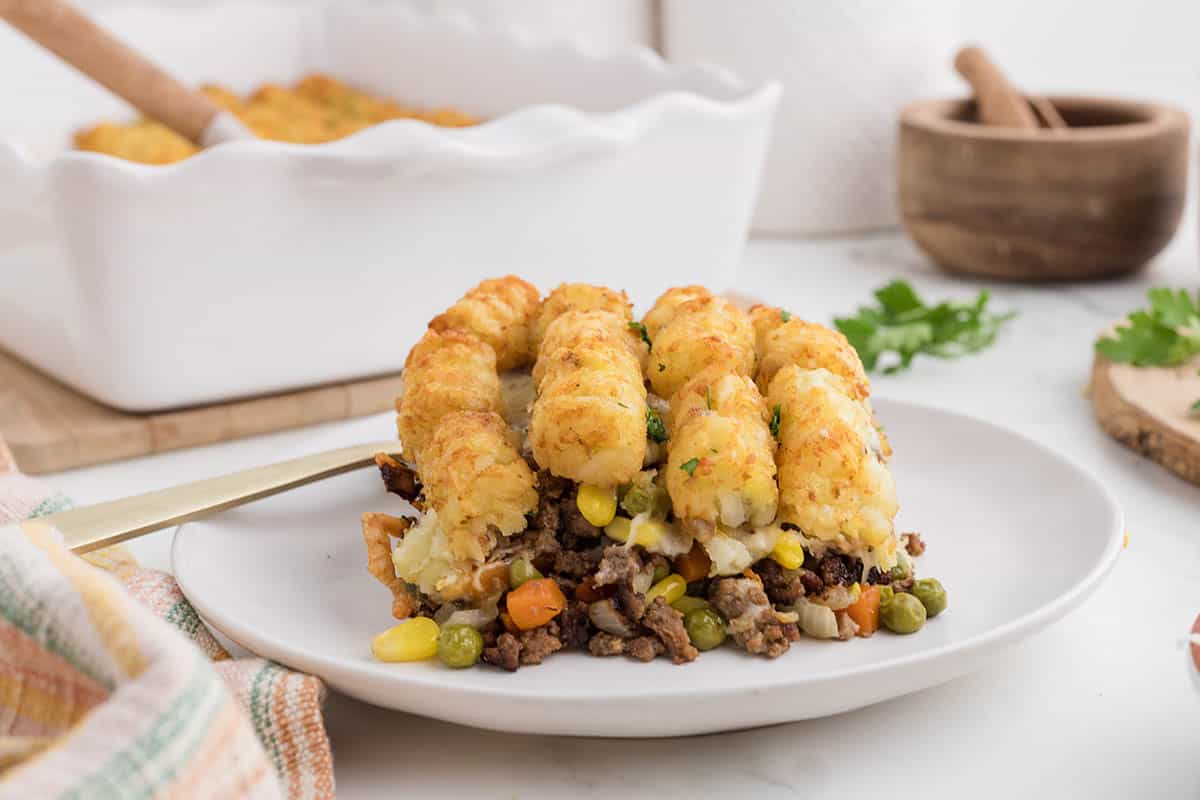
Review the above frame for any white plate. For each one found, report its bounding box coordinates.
[172,399,1123,737]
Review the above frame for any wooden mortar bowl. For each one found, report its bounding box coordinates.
[898,96,1189,281]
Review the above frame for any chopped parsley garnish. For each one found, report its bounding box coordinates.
[680,457,700,476]
[769,404,781,440]
[781,309,792,322]
[657,362,666,372]
[835,280,1015,374]
[646,409,668,443]
[1096,289,1200,417]
[628,321,652,348]
[1095,288,1200,367]
[705,385,713,410]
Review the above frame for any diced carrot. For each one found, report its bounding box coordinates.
[846,585,881,636]
[574,575,609,604]
[674,541,712,583]
[499,611,519,634]
[506,578,567,630]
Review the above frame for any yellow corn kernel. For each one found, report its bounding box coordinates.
[645,573,687,606]
[577,484,617,527]
[371,617,440,662]
[605,515,670,548]
[632,518,671,548]
[605,516,632,542]
[770,530,806,570]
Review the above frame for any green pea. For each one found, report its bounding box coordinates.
[880,592,926,635]
[878,585,895,607]
[652,562,670,583]
[620,485,653,516]
[671,596,710,614]
[684,608,727,651]
[911,578,947,618]
[437,624,483,668]
[889,563,910,582]
[620,484,671,517]
[508,558,543,589]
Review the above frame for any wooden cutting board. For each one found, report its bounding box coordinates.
[1089,353,1200,486]
[0,348,402,474]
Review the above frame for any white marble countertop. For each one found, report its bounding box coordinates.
[52,233,1200,798]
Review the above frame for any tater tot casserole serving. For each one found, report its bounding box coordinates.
[362,278,947,670]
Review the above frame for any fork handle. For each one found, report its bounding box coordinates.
[0,0,222,143]
[30,441,401,554]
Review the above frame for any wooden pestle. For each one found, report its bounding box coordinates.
[0,0,249,145]
[954,46,1066,130]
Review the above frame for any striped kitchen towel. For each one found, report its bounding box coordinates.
[0,439,334,799]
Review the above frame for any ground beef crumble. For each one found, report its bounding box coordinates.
[556,602,591,649]
[593,546,643,587]
[640,597,698,663]
[817,553,859,587]
[517,627,563,665]
[709,575,799,658]
[753,559,821,605]
[554,547,603,578]
[375,454,422,503]
[482,631,522,671]
[588,632,665,662]
[902,532,926,556]
[614,584,646,622]
[588,632,626,657]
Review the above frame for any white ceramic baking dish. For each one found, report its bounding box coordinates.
[0,2,778,412]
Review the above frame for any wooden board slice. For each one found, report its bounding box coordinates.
[1089,353,1200,486]
[0,347,403,475]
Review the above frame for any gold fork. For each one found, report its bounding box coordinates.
[6,442,402,553]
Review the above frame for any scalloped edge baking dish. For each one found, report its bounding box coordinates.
[0,2,779,412]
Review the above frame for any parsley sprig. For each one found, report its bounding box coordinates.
[1096,288,1200,415]
[628,321,652,348]
[1095,288,1200,367]
[646,408,668,443]
[834,280,1015,374]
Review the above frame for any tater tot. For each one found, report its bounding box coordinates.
[749,304,785,358]
[74,121,199,165]
[428,276,541,371]
[649,296,755,399]
[531,283,634,354]
[666,368,778,530]
[752,309,870,400]
[768,365,898,566]
[420,411,539,562]
[532,310,645,386]
[396,328,501,466]
[643,285,711,340]
[530,311,647,486]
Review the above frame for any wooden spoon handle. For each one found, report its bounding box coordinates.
[0,0,220,143]
[1029,95,1069,130]
[954,45,1039,129]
